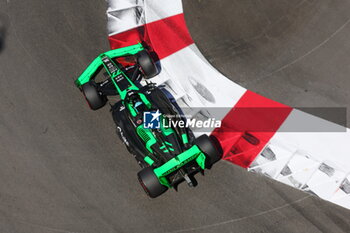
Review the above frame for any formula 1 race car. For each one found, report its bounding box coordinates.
[75,43,221,198]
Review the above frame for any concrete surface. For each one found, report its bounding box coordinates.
[0,0,349,233]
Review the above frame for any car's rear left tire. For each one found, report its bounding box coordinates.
[81,82,107,110]
[137,50,158,79]
[195,134,221,168]
[137,167,167,198]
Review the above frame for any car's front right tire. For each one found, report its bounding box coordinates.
[137,167,168,198]
[137,50,158,79]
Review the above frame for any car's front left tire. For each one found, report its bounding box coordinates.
[81,82,107,110]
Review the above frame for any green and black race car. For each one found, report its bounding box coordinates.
[75,43,221,198]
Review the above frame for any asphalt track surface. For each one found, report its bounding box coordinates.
[184,0,350,127]
[0,0,349,233]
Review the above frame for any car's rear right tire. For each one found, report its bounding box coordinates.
[137,167,168,198]
[195,134,221,168]
[81,82,107,110]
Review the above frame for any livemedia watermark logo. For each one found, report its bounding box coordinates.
[143,107,347,132]
[143,110,161,129]
[143,110,221,130]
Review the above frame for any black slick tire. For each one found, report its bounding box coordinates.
[195,134,221,168]
[81,82,107,110]
[137,50,158,79]
[137,167,167,198]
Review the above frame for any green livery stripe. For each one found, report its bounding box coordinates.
[182,133,189,144]
[165,141,172,146]
[137,126,157,153]
[160,142,175,153]
[144,156,154,165]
